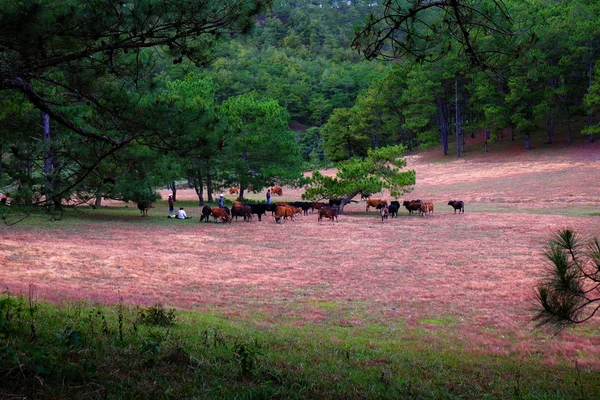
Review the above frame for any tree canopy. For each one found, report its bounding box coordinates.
[302,145,415,213]
[0,0,268,205]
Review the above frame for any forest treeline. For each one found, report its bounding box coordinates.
[1,0,599,207]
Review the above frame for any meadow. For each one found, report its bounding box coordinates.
[1,135,600,398]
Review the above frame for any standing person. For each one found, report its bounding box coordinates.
[218,193,225,208]
[266,189,271,204]
[168,194,174,217]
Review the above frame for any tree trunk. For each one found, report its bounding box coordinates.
[195,186,204,206]
[337,190,361,214]
[436,97,448,155]
[238,186,245,201]
[206,160,214,202]
[455,78,461,157]
[484,128,490,152]
[525,135,531,150]
[510,126,515,141]
[171,180,177,202]
[42,111,53,202]
[94,196,102,208]
[546,112,553,144]
[588,58,595,143]
[566,119,571,144]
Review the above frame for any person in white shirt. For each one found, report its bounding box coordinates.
[177,207,189,219]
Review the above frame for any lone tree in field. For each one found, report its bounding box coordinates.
[302,145,415,213]
[534,229,600,331]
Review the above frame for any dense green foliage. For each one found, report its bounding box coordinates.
[1,0,600,205]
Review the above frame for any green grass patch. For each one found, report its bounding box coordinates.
[419,316,460,326]
[1,291,599,399]
[310,301,339,310]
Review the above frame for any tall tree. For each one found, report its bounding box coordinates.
[219,94,303,199]
[322,107,370,162]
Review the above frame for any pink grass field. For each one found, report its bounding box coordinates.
[2,137,600,368]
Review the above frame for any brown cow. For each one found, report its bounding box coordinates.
[137,200,154,217]
[403,200,422,214]
[312,202,327,211]
[232,204,253,221]
[229,187,238,194]
[211,207,231,223]
[274,205,299,223]
[420,202,434,216]
[318,207,338,222]
[272,186,283,196]
[366,198,387,212]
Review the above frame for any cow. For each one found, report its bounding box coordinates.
[211,207,231,223]
[403,200,422,214]
[289,201,312,216]
[329,199,343,207]
[232,204,252,221]
[380,206,389,222]
[248,203,267,221]
[312,202,327,211]
[448,200,465,213]
[388,204,399,218]
[366,199,387,212]
[274,205,300,223]
[229,187,238,195]
[137,200,154,217]
[266,203,278,216]
[272,186,283,196]
[390,201,401,210]
[420,202,434,217]
[318,206,338,222]
[199,205,212,222]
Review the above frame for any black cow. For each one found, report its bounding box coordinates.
[266,203,278,216]
[199,205,212,222]
[289,201,312,216]
[388,204,398,218]
[448,200,465,213]
[248,203,267,221]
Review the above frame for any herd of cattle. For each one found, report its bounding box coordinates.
[162,198,466,224]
